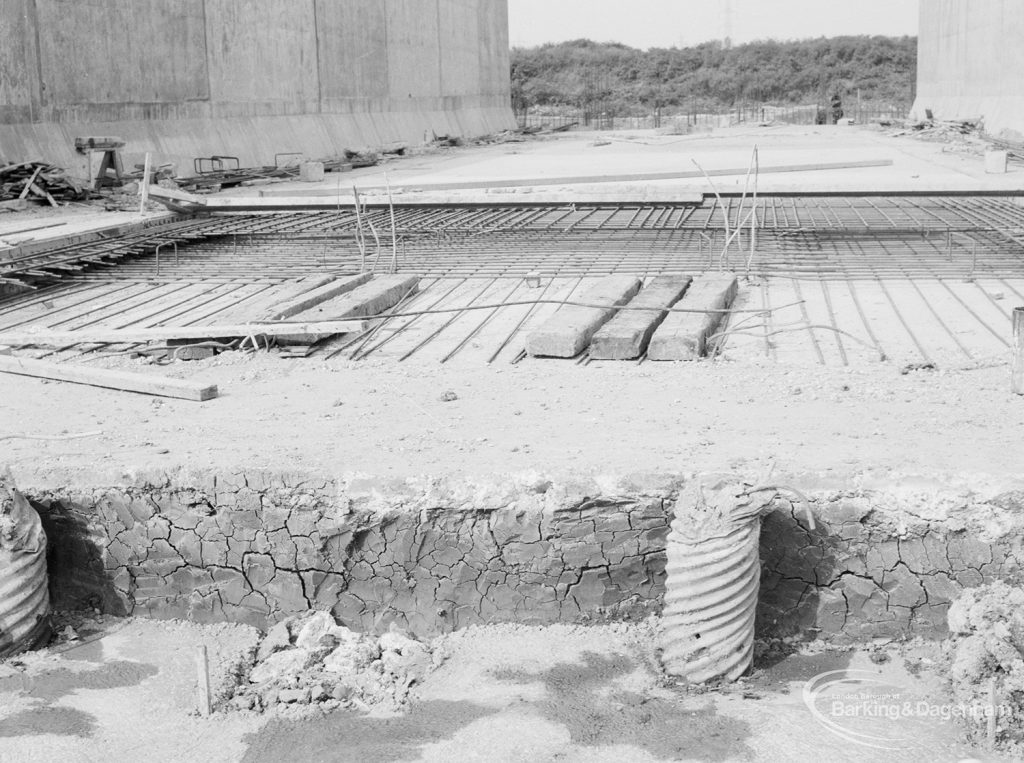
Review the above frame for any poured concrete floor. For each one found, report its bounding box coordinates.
[249,123,1024,199]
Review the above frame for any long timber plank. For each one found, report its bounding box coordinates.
[265,273,372,320]
[0,320,365,347]
[280,275,421,345]
[0,355,217,401]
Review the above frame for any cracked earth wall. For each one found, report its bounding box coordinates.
[20,470,1024,641]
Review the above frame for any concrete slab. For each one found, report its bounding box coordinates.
[589,275,693,360]
[237,125,1024,198]
[1,210,175,263]
[648,273,738,360]
[280,274,420,344]
[525,275,642,357]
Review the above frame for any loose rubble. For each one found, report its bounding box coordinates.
[228,611,439,715]
[945,581,1024,753]
[0,161,93,207]
[889,114,1024,162]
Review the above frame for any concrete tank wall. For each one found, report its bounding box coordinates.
[913,0,1024,139]
[0,0,513,173]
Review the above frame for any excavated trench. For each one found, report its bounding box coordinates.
[18,469,1024,642]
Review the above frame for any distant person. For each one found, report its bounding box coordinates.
[830,92,844,124]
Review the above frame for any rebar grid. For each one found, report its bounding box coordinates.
[5,196,1024,283]
[2,196,1024,366]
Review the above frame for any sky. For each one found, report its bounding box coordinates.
[508,0,920,49]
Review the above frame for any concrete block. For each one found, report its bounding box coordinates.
[647,273,738,360]
[985,150,1008,174]
[278,275,420,345]
[589,275,692,360]
[299,162,325,182]
[525,275,642,358]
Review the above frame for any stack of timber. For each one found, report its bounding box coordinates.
[0,162,92,209]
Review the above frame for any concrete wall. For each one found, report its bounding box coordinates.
[913,0,1024,139]
[0,0,513,173]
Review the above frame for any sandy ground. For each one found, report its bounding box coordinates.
[0,617,262,762]
[2,352,1023,488]
[0,617,998,763]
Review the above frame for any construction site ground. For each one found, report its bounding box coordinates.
[0,616,988,763]
[2,125,1022,484]
[2,353,1021,486]
[1,124,1022,760]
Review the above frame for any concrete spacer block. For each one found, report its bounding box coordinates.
[985,150,1008,174]
[589,275,692,360]
[647,273,738,360]
[300,162,325,182]
[525,275,642,358]
[171,345,216,361]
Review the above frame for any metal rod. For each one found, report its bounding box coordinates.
[1013,307,1024,395]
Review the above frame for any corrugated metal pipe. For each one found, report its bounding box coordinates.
[660,476,813,684]
[0,478,51,658]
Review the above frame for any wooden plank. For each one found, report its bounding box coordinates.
[207,276,340,326]
[0,320,365,347]
[146,184,208,206]
[265,273,373,320]
[139,152,152,213]
[0,162,35,174]
[589,275,692,360]
[525,275,643,358]
[29,182,58,207]
[17,167,42,200]
[217,192,707,209]
[279,275,420,344]
[255,160,896,197]
[0,355,217,401]
[648,274,739,361]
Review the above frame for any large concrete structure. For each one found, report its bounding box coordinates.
[0,0,513,174]
[913,0,1024,139]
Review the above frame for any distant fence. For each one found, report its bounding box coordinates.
[517,104,908,132]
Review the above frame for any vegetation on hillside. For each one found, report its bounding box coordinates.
[511,36,917,116]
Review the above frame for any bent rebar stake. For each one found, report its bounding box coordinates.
[660,476,813,684]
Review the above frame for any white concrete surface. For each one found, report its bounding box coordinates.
[914,0,1024,140]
